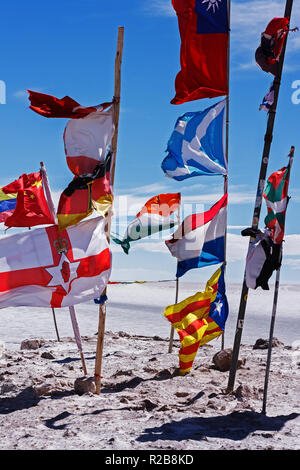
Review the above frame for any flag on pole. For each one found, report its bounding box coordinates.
[28,90,112,119]
[171,0,229,105]
[57,153,113,231]
[1,172,55,228]
[161,100,227,181]
[0,216,111,308]
[263,165,290,244]
[166,194,227,277]
[63,107,114,176]
[112,193,181,254]
[0,189,17,223]
[259,81,274,112]
[242,227,282,290]
[164,266,228,374]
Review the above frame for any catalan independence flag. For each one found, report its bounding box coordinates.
[164,266,228,374]
[0,188,17,223]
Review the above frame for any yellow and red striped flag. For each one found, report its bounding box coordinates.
[164,266,228,374]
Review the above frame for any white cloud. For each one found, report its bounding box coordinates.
[143,1,175,17]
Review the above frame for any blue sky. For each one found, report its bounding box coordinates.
[1,0,300,284]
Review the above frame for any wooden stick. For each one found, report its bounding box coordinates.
[51,308,60,342]
[226,0,294,394]
[262,148,294,415]
[94,26,124,395]
[69,305,88,376]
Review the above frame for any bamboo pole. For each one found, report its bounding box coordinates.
[168,203,181,353]
[226,0,294,394]
[94,26,124,395]
[262,147,294,415]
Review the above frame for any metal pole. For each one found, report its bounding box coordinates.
[227,0,294,393]
[51,308,60,342]
[168,202,181,353]
[262,149,294,414]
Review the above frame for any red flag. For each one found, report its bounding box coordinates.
[27,90,112,119]
[171,0,229,105]
[2,172,55,228]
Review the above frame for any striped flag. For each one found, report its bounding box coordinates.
[166,194,227,277]
[57,153,113,231]
[164,266,228,374]
[161,100,227,181]
[0,188,17,223]
[263,165,290,244]
[112,193,181,254]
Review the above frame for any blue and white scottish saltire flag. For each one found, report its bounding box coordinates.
[161,100,227,181]
[165,194,227,278]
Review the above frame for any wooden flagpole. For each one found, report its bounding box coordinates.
[168,202,181,353]
[226,0,294,393]
[262,147,294,415]
[69,305,88,376]
[94,26,124,395]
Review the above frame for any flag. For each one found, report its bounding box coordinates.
[166,194,227,277]
[259,81,274,112]
[255,17,289,76]
[263,165,290,244]
[28,90,112,119]
[0,188,17,223]
[164,266,228,374]
[112,193,181,254]
[242,227,282,290]
[57,153,113,231]
[161,100,227,181]
[1,172,55,228]
[63,107,114,176]
[171,0,229,105]
[0,216,111,308]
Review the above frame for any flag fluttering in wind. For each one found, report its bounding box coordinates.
[259,81,274,112]
[0,216,111,308]
[1,172,55,228]
[255,17,290,77]
[0,188,17,223]
[57,153,113,231]
[28,90,115,177]
[263,165,290,244]
[112,193,181,254]
[63,108,114,176]
[242,227,282,290]
[164,266,228,374]
[166,194,227,277]
[28,90,112,119]
[161,100,227,181]
[171,0,229,104]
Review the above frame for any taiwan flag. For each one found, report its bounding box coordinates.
[171,0,229,104]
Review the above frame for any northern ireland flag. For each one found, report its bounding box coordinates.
[112,193,181,254]
[166,193,227,277]
[171,0,229,104]
[0,217,111,308]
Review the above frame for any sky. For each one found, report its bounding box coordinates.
[0,0,300,286]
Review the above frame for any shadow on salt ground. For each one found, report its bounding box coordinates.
[102,369,177,394]
[53,356,95,364]
[137,411,300,442]
[0,387,75,415]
